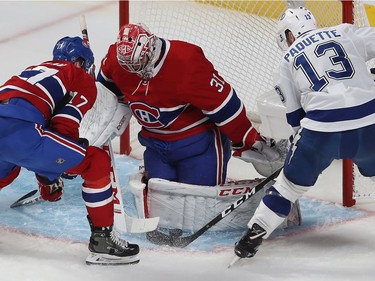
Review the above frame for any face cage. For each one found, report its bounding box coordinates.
[117,50,154,77]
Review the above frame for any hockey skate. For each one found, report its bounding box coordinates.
[286,199,302,227]
[234,223,266,258]
[86,224,140,265]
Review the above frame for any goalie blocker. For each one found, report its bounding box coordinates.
[129,171,301,232]
[79,81,132,148]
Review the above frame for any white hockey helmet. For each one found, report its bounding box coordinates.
[116,23,162,80]
[276,6,317,51]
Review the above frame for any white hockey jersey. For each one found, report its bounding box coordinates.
[275,23,375,133]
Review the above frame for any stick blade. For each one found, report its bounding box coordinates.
[125,214,159,233]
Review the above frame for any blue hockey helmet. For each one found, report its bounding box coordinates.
[53,36,94,72]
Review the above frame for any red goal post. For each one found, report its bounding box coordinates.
[118,0,372,207]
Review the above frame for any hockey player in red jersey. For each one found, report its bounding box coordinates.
[97,23,282,186]
[0,36,139,265]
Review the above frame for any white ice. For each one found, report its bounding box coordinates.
[1,1,375,281]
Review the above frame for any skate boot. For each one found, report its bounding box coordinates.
[286,200,302,227]
[234,223,266,258]
[86,224,140,265]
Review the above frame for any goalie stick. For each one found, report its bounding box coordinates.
[79,14,158,233]
[146,167,283,247]
[102,139,159,233]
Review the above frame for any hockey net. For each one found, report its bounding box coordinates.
[119,0,374,206]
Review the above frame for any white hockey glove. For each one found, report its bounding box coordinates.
[233,139,287,177]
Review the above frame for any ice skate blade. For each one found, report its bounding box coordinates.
[85,252,140,265]
[227,255,241,268]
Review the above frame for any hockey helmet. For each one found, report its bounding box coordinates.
[116,23,161,79]
[53,36,94,72]
[276,6,317,51]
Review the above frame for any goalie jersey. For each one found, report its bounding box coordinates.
[97,38,254,144]
[276,24,375,133]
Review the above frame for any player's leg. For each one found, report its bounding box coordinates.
[143,146,177,181]
[138,128,230,185]
[3,121,138,262]
[174,128,231,185]
[352,123,375,177]
[66,146,139,264]
[138,134,177,182]
[235,128,337,258]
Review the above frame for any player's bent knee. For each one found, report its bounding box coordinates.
[273,171,310,203]
[263,186,291,217]
[67,146,111,185]
[0,166,21,189]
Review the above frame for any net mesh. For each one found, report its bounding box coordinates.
[125,0,374,201]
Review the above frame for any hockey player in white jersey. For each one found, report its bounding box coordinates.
[233,6,375,259]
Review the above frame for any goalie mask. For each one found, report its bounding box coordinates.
[53,36,94,73]
[116,23,162,80]
[276,6,317,51]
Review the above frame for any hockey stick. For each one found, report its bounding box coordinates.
[79,15,90,47]
[146,167,282,247]
[102,140,159,233]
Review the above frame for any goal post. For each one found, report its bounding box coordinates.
[117,0,373,207]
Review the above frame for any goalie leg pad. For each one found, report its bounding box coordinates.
[144,178,267,232]
[139,177,299,232]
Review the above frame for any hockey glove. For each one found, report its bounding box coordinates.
[36,175,64,202]
[234,223,266,258]
[233,140,285,177]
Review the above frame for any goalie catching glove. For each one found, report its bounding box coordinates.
[36,174,64,202]
[233,138,286,177]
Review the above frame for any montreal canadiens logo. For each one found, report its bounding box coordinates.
[129,102,164,128]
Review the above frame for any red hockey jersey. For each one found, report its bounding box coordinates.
[0,61,97,140]
[99,39,255,144]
